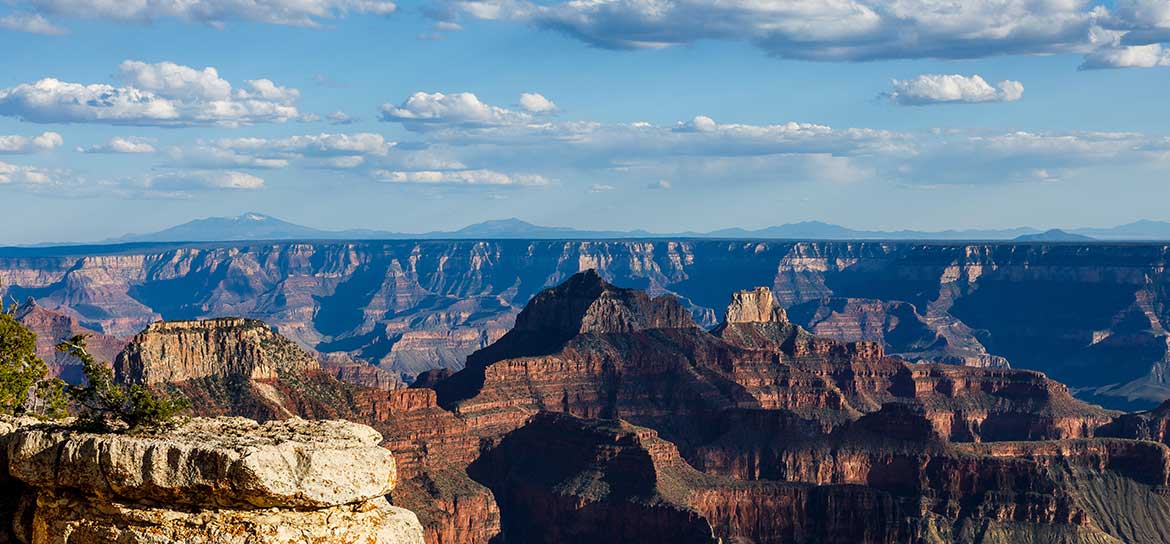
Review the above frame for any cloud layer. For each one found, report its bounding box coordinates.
[431,0,1170,70]
[2,0,396,32]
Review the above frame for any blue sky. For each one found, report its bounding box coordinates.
[1,0,1169,244]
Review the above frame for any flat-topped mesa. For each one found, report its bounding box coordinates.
[4,417,425,544]
[724,287,787,324]
[115,317,319,386]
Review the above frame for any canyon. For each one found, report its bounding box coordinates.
[11,270,1169,543]
[5,240,1170,410]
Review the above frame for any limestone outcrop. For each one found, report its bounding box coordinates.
[2,417,424,544]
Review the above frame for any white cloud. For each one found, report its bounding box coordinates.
[1081,43,1170,68]
[647,180,672,190]
[166,146,290,169]
[0,61,301,127]
[0,161,57,185]
[214,133,394,157]
[9,0,396,29]
[324,156,366,169]
[887,74,1024,105]
[590,183,615,192]
[168,132,394,170]
[118,60,232,100]
[519,92,557,113]
[328,111,357,124]
[380,91,532,130]
[0,131,63,154]
[145,171,265,191]
[373,169,549,186]
[0,12,65,34]
[78,136,155,154]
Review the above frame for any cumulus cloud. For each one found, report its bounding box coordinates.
[646,180,672,190]
[519,92,557,113]
[6,0,396,30]
[0,60,301,127]
[590,183,615,192]
[373,169,550,186]
[0,131,63,154]
[78,137,156,154]
[0,12,65,34]
[886,74,1024,105]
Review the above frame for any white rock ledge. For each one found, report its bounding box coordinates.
[6,417,397,509]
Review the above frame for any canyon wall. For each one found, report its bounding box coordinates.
[4,240,1170,409]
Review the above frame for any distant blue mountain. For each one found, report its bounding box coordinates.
[46,214,1170,245]
[1014,229,1096,242]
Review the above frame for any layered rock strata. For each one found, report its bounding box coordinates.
[48,270,1170,544]
[9,240,1170,408]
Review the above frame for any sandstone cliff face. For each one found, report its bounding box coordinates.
[1,417,424,544]
[9,240,1170,408]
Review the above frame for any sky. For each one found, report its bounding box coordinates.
[1,0,1169,244]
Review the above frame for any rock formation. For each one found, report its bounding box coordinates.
[19,270,1170,543]
[1,417,425,544]
[415,273,1165,543]
[11,239,1170,408]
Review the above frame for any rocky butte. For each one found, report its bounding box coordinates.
[6,240,1170,410]
[41,269,1170,543]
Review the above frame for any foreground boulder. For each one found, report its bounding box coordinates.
[4,417,424,544]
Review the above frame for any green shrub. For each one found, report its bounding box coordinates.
[0,301,67,419]
[57,335,190,433]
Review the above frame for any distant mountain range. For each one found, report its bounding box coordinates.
[30,213,1170,246]
[1012,229,1096,242]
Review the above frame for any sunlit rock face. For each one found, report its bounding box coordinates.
[1,417,425,544]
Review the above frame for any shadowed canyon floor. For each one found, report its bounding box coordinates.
[24,270,1170,544]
